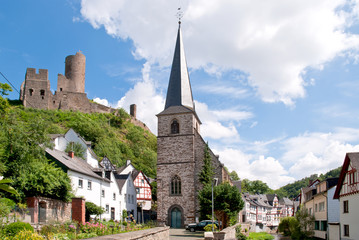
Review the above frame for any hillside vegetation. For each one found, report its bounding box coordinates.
[6,101,157,178]
[241,167,342,199]
[0,89,157,202]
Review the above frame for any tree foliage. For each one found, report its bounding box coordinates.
[278,208,314,240]
[65,142,86,159]
[242,179,271,194]
[199,143,214,186]
[229,171,240,181]
[85,202,105,221]
[198,182,244,228]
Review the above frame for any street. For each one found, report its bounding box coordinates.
[169,228,204,240]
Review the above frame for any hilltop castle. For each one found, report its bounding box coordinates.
[20,52,114,113]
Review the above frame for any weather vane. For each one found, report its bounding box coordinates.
[176,7,183,24]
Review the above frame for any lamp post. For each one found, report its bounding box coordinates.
[212,178,218,232]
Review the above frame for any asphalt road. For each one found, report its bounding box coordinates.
[169,228,204,240]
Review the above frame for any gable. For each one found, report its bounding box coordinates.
[334,152,359,199]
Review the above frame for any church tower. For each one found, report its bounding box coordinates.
[156,22,202,228]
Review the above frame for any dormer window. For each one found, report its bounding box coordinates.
[171,119,179,134]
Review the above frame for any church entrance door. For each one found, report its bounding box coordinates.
[170,207,182,228]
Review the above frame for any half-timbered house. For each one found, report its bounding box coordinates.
[334,152,359,240]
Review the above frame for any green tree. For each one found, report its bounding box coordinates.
[229,171,240,181]
[0,82,12,96]
[199,143,214,186]
[198,182,244,228]
[0,82,12,114]
[0,178,18,195]
[292,206,315,240]
[242,179,271,194]
[85,202,105,221]
[65,142,86,159]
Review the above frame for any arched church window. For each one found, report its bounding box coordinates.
[171,119,179,134]
[171,175,181,195]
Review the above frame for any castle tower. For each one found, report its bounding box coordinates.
[57,52,86,93]
[156,22,202,228]
[21,68,51,109]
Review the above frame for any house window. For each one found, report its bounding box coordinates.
[348,170,357,185]
[136,188,140,194]
[113,193,116,200]
[87,181,92,190]
[315,204,317,212]
[319,202,325,212]
[344,224,349,237]
[320,221,327,231]
[29,89,34,96]
[141,179,144,184]
[78,179,83,188]
[106,205,109,214]
[60,88,63,91]
[171,119,179,134]
[343,200,349,213]
[102,190,105,198]
[170,175,181,195]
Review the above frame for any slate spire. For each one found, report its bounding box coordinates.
[164,22,194,110]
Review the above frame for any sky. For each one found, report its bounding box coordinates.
[1,0,359,189]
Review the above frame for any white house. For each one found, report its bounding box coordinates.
[334,152,359,240]
[47,129,137,221]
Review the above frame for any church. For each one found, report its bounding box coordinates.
[156,21,232,228]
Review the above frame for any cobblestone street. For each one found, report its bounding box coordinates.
[169,228,204,240]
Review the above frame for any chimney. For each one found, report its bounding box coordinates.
[126,160,131,166]
[68,151,74,158]
[130,104,137,118]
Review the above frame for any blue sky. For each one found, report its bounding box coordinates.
[2,0,359,189]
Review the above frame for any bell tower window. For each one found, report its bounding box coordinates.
[171,175,181,195]
[171,119,179,134]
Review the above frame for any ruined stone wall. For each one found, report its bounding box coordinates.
[64,52,86,93]
[22,68,51,109]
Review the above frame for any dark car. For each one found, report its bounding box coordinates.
[186,220,219,232]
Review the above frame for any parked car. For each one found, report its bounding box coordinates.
[186,220,219,232]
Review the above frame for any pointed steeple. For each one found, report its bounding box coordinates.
[164,23,194,110]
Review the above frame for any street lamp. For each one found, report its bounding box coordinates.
[212,178,218,232]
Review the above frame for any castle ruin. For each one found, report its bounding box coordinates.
[20,52,114,114]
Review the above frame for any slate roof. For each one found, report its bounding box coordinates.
[233,180,241,193]
[164,23,194,111]
[115,173,130,191]
[46,148,108,182]
[279,197,293,206]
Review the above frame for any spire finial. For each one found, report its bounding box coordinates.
[176,7,183,24]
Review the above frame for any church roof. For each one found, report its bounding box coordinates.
[164,23,194,111]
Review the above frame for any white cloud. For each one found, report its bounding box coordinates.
[214,148,294,189]
[93,97,109,106]
[80,0,359,105]
[281,128,359,179]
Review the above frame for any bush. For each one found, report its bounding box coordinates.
[204,224,217,232]
[237,232,248,240]
[12,230,45,240]
[3,221,34,236]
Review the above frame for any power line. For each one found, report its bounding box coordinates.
[0,71,36,108]
[0,72,21,96]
